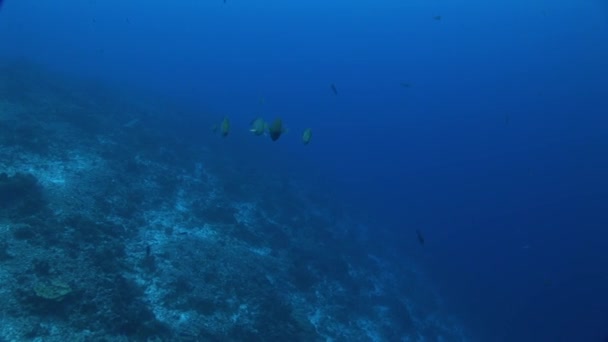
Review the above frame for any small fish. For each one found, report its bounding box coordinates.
[268,118,286,141]
[433,15,442,21]
[400,82,411,88]
[249,117,266,136]
[220,117,230,137]
[123,118,140,128]
[330,83,338,95]
[415,229,425,246]
[302,128,312,145]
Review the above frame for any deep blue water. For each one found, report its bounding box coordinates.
[1,0,607,341]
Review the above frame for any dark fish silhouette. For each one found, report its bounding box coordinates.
[416,229,425,246]
[433,15,442,21]
[268,118,286,141]
[330,83,338,95]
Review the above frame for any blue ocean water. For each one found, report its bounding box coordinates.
[0,0,607,341]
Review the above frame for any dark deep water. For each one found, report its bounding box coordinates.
[1,0,607,341]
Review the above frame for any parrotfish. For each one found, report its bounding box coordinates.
[330,83,338,95]
[268,118,286,141]
[249,117,266,136]
[302,128,312,145]
[220,117,230,137]
[416,229,425,246]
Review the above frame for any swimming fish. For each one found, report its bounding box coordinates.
[249,117,266,136]
[268,118,286,141]
[220,117,230,137]
[302,128,312,145]
[330,83,338,95]
[433,15,442,21]
[415,229,425,246]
